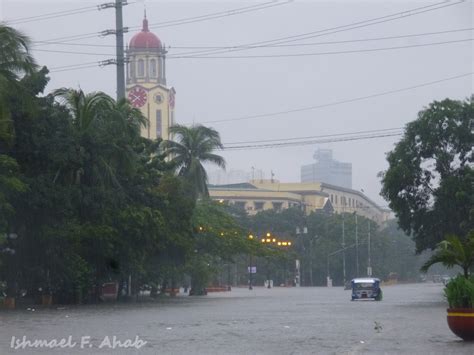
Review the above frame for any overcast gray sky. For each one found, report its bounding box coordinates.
[1,0,473,205]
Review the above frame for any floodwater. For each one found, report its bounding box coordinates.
[1,283,473,354]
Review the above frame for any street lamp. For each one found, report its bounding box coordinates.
[367,218,372,277]
[248,234,254,290]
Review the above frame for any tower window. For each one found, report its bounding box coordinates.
[149,59,157,77]
[130,58,135,78]
[156,110,162,137]
[137,59,145,77]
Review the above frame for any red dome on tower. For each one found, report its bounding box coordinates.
[129,15,162,50]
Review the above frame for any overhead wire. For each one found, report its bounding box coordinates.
[201,72,474,124]
[172,0,466,58]
[167,38,473,59]
[221,131,403,150]
[144,0,292,31]
[48,61,105,73]
[31,37,472,59]
[169,27,474,50]
[30,1,468,73]
[4,4,99,24]
[223,127,403,145]
[33,0,292,45]
[31,27,474,49]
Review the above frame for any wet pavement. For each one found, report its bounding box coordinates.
[1,283,473,354]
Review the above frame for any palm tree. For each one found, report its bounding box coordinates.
[161,124,225,198]
[53,89,148,188]
[421,233,474,279]
[0,23,36,147]
[53,88,115,134]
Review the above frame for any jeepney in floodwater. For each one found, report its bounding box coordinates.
[351,278,382,301]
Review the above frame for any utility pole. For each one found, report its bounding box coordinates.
[309,239,313,286]
[367,219,372,276]
[99,1,129,101]
[248,254,253,290]
[115,0,126,100]
[342,205,346,286]
[355,213,359,276]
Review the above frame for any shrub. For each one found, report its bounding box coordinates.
[444,275,474,308]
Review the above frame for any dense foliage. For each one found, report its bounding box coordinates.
[0,24,256,303]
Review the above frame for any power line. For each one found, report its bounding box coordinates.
[33,33,102,44]
[5,4,98,24]
[202,72,474,124]
[222,132,403,151]
[170,27,474,50]
[167,37,473,59]
[173,0,465,58]
[30,27,474,49]
[33,1,291,45]
[223,127,403,145]
[145,1,292,31]
[50,63,103,73]
[33,48,113,56]
[48,61,102,71]
[32,36,472,59]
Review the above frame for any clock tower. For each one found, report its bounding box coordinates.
[126,13,176,140]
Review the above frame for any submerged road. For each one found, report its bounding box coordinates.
[1,283,473,354]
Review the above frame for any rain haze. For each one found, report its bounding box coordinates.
[1,0,472,205]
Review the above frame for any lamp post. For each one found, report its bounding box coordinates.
[295,226,307,287]
[359,189,373,277]
[367,219,372,277]
[248,234,254,290]
[248,254,253,290]
[355,213,359,276]
[342,202,346,286]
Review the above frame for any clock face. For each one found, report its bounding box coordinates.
[154,93,163,104]
[128,87,147,108]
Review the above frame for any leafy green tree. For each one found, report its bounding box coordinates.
[0,24,36,145]
[381,97,473,252]
[161,124,225,198]
[0,24,36,236]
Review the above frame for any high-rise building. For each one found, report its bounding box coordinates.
[301,149,352,188]
[126,13,176,140]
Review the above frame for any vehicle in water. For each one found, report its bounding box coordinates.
[351,278,382,301]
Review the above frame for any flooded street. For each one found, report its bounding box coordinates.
[1,283,473,354]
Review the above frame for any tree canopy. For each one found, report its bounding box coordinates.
[381,97,473,252]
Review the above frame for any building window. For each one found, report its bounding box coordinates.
[335,196,338,205]
[156,110,162,137]
[149,59,157,77]
[254,201,264,210]
[137,59,145,77]
[330,194,333,203]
